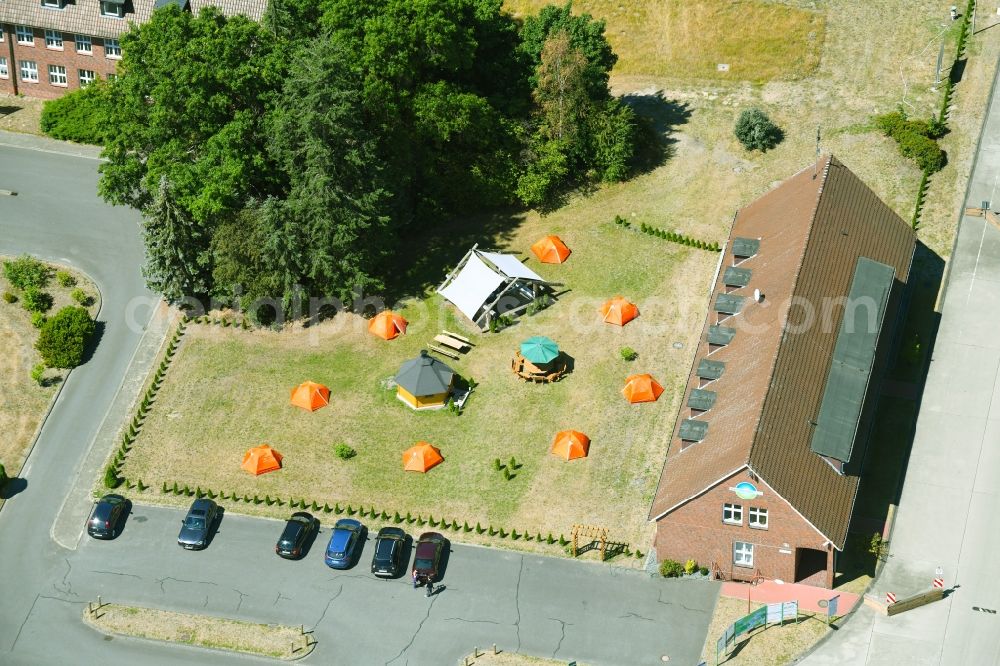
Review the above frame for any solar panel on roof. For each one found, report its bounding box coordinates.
[723,266,752,287]
[714,294,745,315]
[697,358,725,380]
[707,325,735,346]
[679,419,709,442]
[732,237,760,257]
[688,389,717,411]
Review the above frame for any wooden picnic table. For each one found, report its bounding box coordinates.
[434,334,469,352]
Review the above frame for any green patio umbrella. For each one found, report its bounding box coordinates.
[520,336,560,365]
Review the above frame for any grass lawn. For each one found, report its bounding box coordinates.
[0,94,44,136]
[0,257,99,489]
[700,597,833,666]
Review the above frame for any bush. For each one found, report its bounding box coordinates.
[334,443,356,460]
[874,109,947,174]
[103,463,121,489]
[31,312,48,329]
[55,271,76,288]
[898,131,946,173]
[0,462,6,489]
[659,559,684,578]
[35,306,96,368]
[40,82,109,145]
[70,288,92,306]
[620,346,638,361]
[734,108,783,152]
[22,288,53,314]
[684,559,698,575]
[31,363,45,385]
[3,255,51,290]
[2,292,16,304]
[699,566,710,576]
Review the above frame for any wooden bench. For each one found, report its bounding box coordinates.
[433,334,469,352]
[428,345,460,360]
[443,330,473,345]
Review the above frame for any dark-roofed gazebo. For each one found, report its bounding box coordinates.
[395,351,455,410]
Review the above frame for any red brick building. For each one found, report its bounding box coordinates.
[0,0,265,99]
[649,155,916,588]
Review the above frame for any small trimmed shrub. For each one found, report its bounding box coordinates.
[659,559,684,578]
[334,444,356,460]
[56,271,76,287]
[36,306,95,368]
[503,468,512,480]
[508,456,518,470]
[684,559,698,575]
[70,288,92,306]
[620,346,638,361]
[476,522,484,534]
[0,463,7,488]
[2,292,16,304]
[734,108,783,152]
[699,566,709,576]
[31,312,47,329]
[103,464,121,489]
[493,458,503,471]
[3,255,51,290]
[22,287,53,314]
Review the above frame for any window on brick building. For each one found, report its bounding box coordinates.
[78,69,96,87]
[104,38,121,58]
[749,507,768,529]
[100,1,125,18]
[722,503,743,525]
[48,64,67,86]
[0,58,8,79]
[106,73,118,81]
[16,26,34,45]
[42,0,65,8]
[20,60,38,83]
[76,35,92,54]
[733,541,754,568]
[45,30,63,49]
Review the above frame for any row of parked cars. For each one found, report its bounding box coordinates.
[87,495,447,583]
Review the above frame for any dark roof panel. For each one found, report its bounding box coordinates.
[395,351,455,396]
[688,389,717,411]
[697,359,725,380]
[732,237,760,257]
[723,266,752,287]
[707,325,736,346]
[679,419,708,442]
[714,294,745,315]
[809,258,894,463]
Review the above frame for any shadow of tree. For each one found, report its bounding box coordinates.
[621,92,692,175]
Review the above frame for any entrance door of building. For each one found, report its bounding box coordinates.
[795,547,827,584]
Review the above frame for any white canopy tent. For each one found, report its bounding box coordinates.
[437,245,556,329]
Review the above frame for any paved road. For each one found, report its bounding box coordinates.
[0,134,721,665]
[801,59,1000,666]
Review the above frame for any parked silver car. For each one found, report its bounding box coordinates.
[177,498,218,550]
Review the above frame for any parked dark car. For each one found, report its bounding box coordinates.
[371,527,407,578]
[324,518,366,569]
[276,511,317,559]
[412,532,446,582]
[86,494,128,539]
[177,498,218,550]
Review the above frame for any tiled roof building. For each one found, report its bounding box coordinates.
[649,155,916,587]
[0,0,266,98]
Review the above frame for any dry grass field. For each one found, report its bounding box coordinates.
[0,93,44,136]
[83,603,304,659]
[461,649,583,666]
[0,257,99,485]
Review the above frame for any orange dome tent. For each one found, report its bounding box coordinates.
[242,445,283,476]
[368,311,408,340]
[531,235,571,264]
[290,381,330,411]
[402,442,443,473]
[622,373,664,404]
[550,430,590,461]
[601,296,639,326]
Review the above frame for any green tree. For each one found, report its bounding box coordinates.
[588,99,637,182]
[520,1,617,102]
[210,202,284,311]
[35,306,96,368]
[734,108,783,152]
[516,137,570,210]
[533,31,589,143]
[142,175,211,301]
[3,255,51,290]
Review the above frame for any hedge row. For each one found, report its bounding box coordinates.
[105,319,187,489]
[189,314,250,329]
[615,215,720,252]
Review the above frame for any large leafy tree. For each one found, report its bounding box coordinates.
[98,6,284,296]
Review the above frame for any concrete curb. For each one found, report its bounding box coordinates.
[0,129,104,161]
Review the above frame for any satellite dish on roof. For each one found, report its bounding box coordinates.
[753,288,764,303]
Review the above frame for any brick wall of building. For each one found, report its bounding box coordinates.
[654,468,835,587]
[0,25,119,98]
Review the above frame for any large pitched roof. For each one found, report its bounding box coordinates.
[0,0,266,39]
[649,156,916,549]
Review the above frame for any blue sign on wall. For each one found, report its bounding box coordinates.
[731,481,763,500]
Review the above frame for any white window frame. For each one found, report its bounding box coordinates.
[44,29,63,50]
[104,38,121,59]
[733,541,754,568]
[20,60,38,83]
[100,1,125,18]
[48,64,67,86]
[0,57,8,79]
[78,69,96,87]
[41,0,64,8]
[748,506,768,529]
[0,29,4,42]
[723,503,743,525]
[75,34,92,54]
[16,26,34,46]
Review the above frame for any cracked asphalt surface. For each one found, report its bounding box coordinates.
[0,137,720,664]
